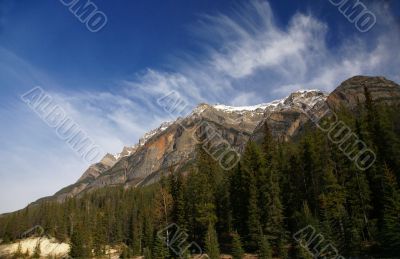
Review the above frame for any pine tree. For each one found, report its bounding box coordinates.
[258,127,286,251]
[262,121,275,165]
[143,247,152,259]
[170,172,187,228]
[93,212,107,256]
[262,166,285,247]
[205,224,220,259]
[69,223,91,258]
[300,139,320,215]
[186,145,219,243]
[130,213,142,255]
[246,174,261,251]
[230,162,248,238]
[293,242,313,259]
[318,167,346,248]
[231,231,245,259]
[344,166,372,254]
[258,235,272,259]
[380,165,400,254]
[240,141,264,251]
[153,233,170,259]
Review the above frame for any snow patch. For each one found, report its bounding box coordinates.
[212,89,327,113]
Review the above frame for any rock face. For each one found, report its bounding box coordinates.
[0,237,69,258]
[33,76,400,203]
[251,90,327,143]
[327,76,400,110]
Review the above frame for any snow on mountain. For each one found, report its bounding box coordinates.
[213,103,272,112]
[110,90,327,162]
[212,89,327,113]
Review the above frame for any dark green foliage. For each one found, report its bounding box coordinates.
[0,97,399,258]
[380,165,400,255]
[152,233,170,259]
[231,231,244,259]
[143,247,152,259]
[205,224,220,259]
[69,223,92,258]
[258,235,272,259]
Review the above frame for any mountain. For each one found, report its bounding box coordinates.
[33,76,400,204]
[327,75,400,109]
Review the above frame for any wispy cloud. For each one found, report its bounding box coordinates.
[120,0,400,104]
[37,0,400,157]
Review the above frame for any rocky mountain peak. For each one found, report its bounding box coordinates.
[327,75,400,109]
[99,153,117,167]
[35,76,399,204]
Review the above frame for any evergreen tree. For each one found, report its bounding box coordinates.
[262,166,285,247]
[153,233,170,259]
[231,231,245,259]
[300,139,320,215]
[170,172,187,229]
[205,224,220,259]
[69,223,91,258]
[246,174,261,251]
[380,165,400,254]
[262,122,275,165]
[318,167,346,248]
[258,235,272,259]
[293,242,313,259]
[186,145,219,243]
[143,247,152,259]
[230,162,248,238]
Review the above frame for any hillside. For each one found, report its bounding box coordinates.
[1,75,400,258]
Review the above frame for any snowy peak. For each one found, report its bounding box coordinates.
[109,90,326,162]
[210,89,327,114]
[281,89,327,109]
[212,103,270,113]
[112,146,138,161]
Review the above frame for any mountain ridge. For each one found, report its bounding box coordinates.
[29,75,400,207]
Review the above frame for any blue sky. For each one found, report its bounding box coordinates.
[0,0,399,213]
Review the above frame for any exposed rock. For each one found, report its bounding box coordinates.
[0,237,69,258]
[30,76,400,204]
[327,75,400,110]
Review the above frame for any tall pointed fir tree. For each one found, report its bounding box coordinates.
[231,231,245,259]
[380,165,400,254]
[69,223,92,258]
[230,162,249,238]
[240,141,264,251]
[185,145,219,244]
[205,223,220,259]
[318,166,346,249]
[258,235,272,259]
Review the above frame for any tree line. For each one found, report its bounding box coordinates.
[0,87,399,258]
